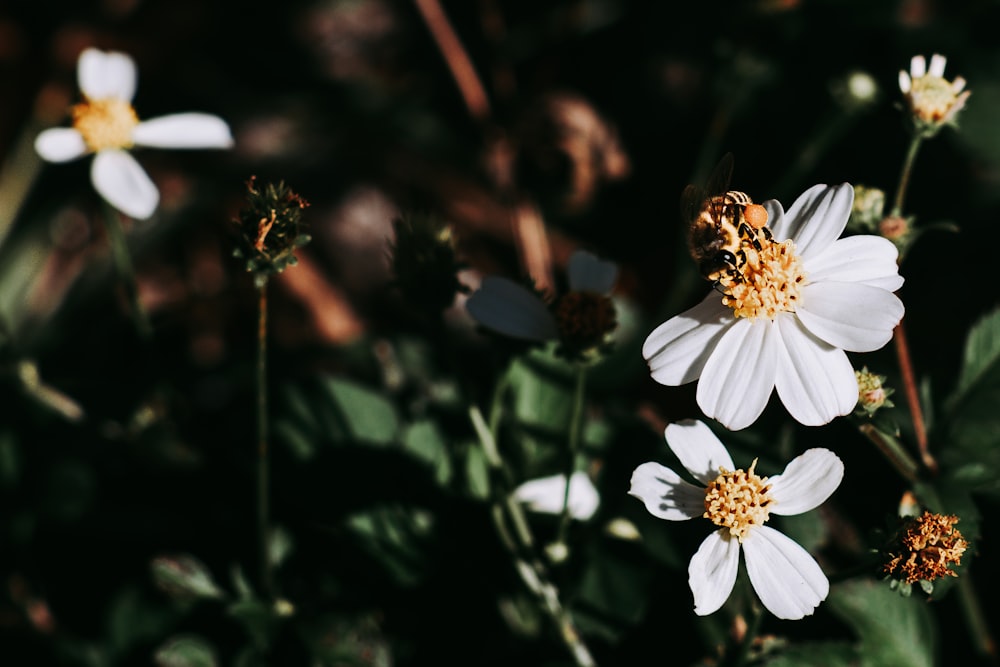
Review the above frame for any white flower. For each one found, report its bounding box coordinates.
[629,419,843,620]
[512,471,599,521]
[465,250,618,359]
[898,54,970,127]
[643,183,904,430]
[35,48,234,219]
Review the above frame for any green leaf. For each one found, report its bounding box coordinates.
[321,377,399,446]
[571,542,651,641]
[763,641,859,667]
[506,354,574,436]
[344,505,435,587]
[952,307,1000,399]
[464,441,491,500]
[401,419,453,486]
[151,555,226,601]
[826,579,936,667]
[154,635,218,667]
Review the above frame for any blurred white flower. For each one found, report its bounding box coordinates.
[643,183,904,430]
[898,54,970,130]
[629,419,843,620]
[35,48,233,219]
[513,470,599,521]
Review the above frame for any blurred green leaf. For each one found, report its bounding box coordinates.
[826,579,936,667]
[776,508,827,554]
[107,587,178,658]
[506,354,573,435]
[464,440,491,500]
[401,419,452,486]
[321,377,399,446]
[763,641,859,666]
[344,505,435,587]
[154,635,218,667]
[151,554,226,601]
[571,543,651,641]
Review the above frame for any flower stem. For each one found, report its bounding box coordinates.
[892,321,937,474]
[730,603,765,667]
[856,422,920,483]
[102,205,152,339]
[556,365,588,551]
[256,278,273,599]
[891,134,923,217]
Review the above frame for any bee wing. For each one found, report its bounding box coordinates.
[703,152,735,198]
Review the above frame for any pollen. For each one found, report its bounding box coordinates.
[719,228,807,321]
[703,459,773,542]
[743,204,768,229]
[906,74,969,124]
[552,290,617,353]
[72,97,139,152]
[882,511,967,585]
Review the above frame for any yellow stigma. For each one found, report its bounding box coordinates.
[72,97,139,152]
[907,75,967,124]
[703,459,773,542]
[719,228,807,321]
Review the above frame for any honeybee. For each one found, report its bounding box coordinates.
[682,153,769,285]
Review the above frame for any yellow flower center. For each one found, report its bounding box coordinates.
[718,228,807,321]
[703,459,773,542]
[908,75,963,123]
[72,97,139,152]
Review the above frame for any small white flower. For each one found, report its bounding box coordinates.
[466,250,618,359]
[898,54,970,128]
[35,48,234,219]
[512,471,600,521]
[629,419,844,620]
[643,183,904,430]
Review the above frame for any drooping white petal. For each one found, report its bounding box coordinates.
[689,530,740,616]
[513,471,599,520]
[664,419,735,485]
[803,236,903,291]
[628,462,705,521]
[78,48,137,101]
[133,113,234,149]
[774,315,857,426]
[643,294,734,386]
[771,183,854,260]
[928,54,947,77]
[762,198,784,235]
[898,70,912,94]
[35,128,88,162]
[90,149,159,219]
[465,276,558,341]
[797,282,903,352]
[910,55,927,78]
[742,525,829,620]
[566,250,617,294]
[697,319,779,431]
[768,449,844,516]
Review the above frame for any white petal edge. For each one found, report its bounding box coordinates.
[697,318,779,431]
[643,294,734,386]
[768,448,844,516]
[929,54,947,78]
[35,128,88,162]
[133,113,235,149]
[513,471,599,520]
[664,419,735,485]
[743,525,829,620]
[898,70,912,94]
[774,315,857,426]
[90,149,159,219]
[689,529,740,616]
[803,235,904,292]
[771,183,854,260]
[78,48,137,101]
[567,250,618,294]
[465,276,558,341]
[910,55,927,78]
[628,462,705,521]
[797,282,904,352]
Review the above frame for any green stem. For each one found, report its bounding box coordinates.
[856,422,920,483]
[556,365,588,550]
[731,603,765,667]
[102,205,152,339]
[257,279,273,599]
[891,134,923,217]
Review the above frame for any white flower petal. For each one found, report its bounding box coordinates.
[465,276,558,341]
[762,198,785,235]
[772,183,854,259]
[567,250,617,294]
[643,294,734,386]
[78,48,137,101]
[774,315,857,426]
[697,319,778,431]
[664,419,735,485]
[513,471,599,520]
[133,113,234,149]
[929,54,947,78]
[910,55,926,78]
[797,282,903,352]
[743,525,829,620]
[91,149,159,219]
[768,449,844,515]
[803,236,903,291]
[689,530,740,616]
[628,462,705,521]
[898,70,912,94]
[35,128,88,162]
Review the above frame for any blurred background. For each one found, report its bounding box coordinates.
[1,0,999,665]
